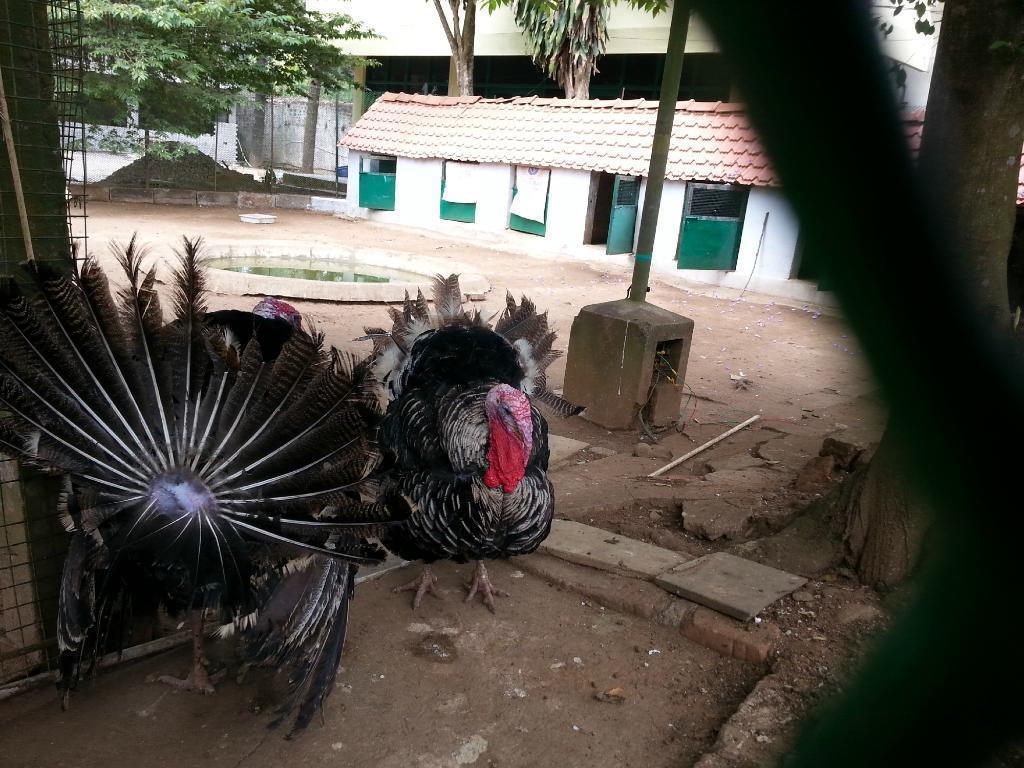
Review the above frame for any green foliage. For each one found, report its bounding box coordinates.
[876,0,937,37]
[511,0,609,95]
[82,0,375,135]
[486,0,668,12]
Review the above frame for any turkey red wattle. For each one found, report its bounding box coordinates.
[482,384,533,493]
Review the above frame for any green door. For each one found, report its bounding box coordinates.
[606,175,640,255]
[677,183,749,270]
[358,155,396,210]
[439,161,477,223]
[509,167,549,236]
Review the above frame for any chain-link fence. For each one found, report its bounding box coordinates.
[73,93,353,199]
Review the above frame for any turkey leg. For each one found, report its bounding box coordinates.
[393,565,442,610]
[157,609,222,695]
[464,561,509,613]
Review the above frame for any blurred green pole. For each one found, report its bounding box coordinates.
[628,0,689,302]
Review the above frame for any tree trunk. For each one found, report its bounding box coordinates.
[838,0,1024,590]
[916,0,1024,331]
[0,0,71,271]
[458,1,475,96]
[835,429,928,590]
[249,93,267,167]
[433,0,474,96]
[301,80,320,173]
[570,61,592,99]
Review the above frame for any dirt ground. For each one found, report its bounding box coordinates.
[0,561,761,768]
[103,149,267,192]
[0,203,897,765]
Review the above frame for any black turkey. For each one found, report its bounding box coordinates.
[0,237,395,735]
[363,276,580,611]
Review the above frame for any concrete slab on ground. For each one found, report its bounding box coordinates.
[355,553,408,584]
[540,519,690,579]
[547,434,590,469]
[655,552,806,621]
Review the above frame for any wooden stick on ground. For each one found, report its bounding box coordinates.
[0,57,35,261]
[648,414,761,478]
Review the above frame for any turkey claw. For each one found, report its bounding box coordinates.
[393,567,442,610]
[464,562,509,613]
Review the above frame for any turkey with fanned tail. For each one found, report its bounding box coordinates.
[361,275,582,611]
[0,236,399,736]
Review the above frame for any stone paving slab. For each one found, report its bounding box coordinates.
[655,552,806,621]
[356,553,409,584]
[540,519,690,579]
[547,434,590,469]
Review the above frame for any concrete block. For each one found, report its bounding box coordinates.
[706,453,767,473]
[547,434,589,469]
[273,194,312,210]
[81,185,110,203]
[310,196,344,214]
[655,552,806,621]
[563,299,694,430]
[109,187,154,204]
[197,191,239,207]
[540,519,690,580]
[153,189,197,206]
[237,192,274,209]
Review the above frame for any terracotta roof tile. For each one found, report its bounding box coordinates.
[343,94,929,190]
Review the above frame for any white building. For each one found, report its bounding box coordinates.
[342,94,927,302]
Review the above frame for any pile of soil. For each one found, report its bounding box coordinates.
[104,145,266,192]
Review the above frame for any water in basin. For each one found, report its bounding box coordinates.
[207,256,427,284]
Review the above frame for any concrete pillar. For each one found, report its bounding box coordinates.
[563,299,694,430]
[351,64,367,123]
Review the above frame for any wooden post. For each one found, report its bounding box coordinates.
[0,58,35,261]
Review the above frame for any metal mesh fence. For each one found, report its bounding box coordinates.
[0,0,81,689]
[80,93,353,200]
[0,0,85,272]
[0,458,66,685]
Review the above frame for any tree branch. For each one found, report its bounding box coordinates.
[431,0,459,54]
[449,0,462,49]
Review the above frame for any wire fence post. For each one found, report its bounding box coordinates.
[268,92,275,192]
[213,119,219,192]
[334,95,340,198]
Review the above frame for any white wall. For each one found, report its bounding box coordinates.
[474,163,515,233]
[318,0,718,57]
[343,152,443,226]
[661,184,814,301]
[545,168,593,249]
[733,187,800,281]
[80,121,237,164]
[394,156,443,228]
[637,177,686,265]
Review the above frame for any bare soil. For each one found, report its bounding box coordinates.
[0,561,761,768]
[103,149,267,192]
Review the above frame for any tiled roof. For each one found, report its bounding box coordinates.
[342,93,777,186]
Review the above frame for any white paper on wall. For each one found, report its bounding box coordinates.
[509,166,550,223]
[442,161,479,204]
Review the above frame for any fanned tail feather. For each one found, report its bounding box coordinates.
[0,234,399,731]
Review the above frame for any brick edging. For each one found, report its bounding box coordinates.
[517,553,779,664]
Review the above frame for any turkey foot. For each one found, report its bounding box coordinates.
[464,561,509,613]
[157,609,221,694]
[157,663,223,695]
[393,566,442,610]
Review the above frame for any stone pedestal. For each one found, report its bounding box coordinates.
[563,299,694,430]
